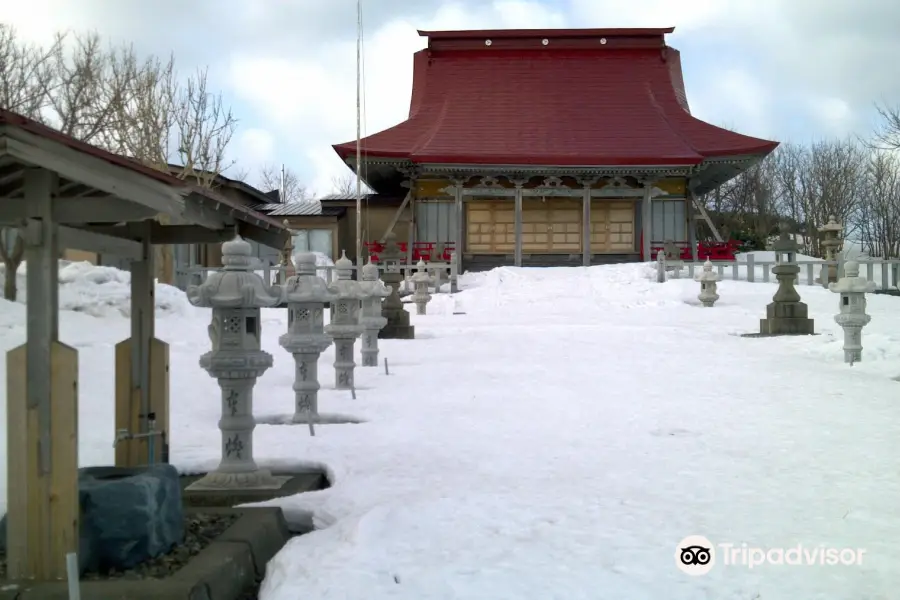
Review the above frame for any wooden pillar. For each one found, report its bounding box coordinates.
[582,182,592,267]
[514,183,523,267]
[115,228,170,467]
[406,185,416,267]
[331,222,339,260]
[641,180,653,261]
[454,181,464,261]
[6,168,79,580]
[687,192,698,261]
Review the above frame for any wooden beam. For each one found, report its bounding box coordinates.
[379,189,412,243]
[181,195,228,229]
[6,168,79,580]
[0,197,156,225]
[237,221,287,250]
[84,223,236,245]
[4,133,183,216]
[687,188,724,243]
[58,225,143,259]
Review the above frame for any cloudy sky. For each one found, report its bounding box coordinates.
[5,0,898,196]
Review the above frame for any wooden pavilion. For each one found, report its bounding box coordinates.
[330,27,779,269]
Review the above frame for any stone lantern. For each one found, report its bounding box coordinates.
[656,250,666,283]
[186,236,286,490]
[829,260,876,364]
[357,258,390,367]
[378,232,415,339]
[694,259,721,307]
[278,252,339,421]
[759,228,815,335]
[411,259,433,315]
[325,251,367,389]
[276,219,296,285]
[818,216,842,287]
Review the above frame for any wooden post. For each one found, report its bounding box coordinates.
[6,168,80,581]
[687,193,699,261]
[454,181,464,263]
[582,183,592,267]
[115,231,170,467]
[514,183,523,267]
[406,188,416,268]
[641,181,653,262]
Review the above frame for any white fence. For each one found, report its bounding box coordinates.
[670,256,900,291]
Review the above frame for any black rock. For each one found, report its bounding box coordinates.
[80,464,185,572]
[0,464,184,574]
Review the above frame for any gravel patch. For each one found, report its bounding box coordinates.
[0,512,240,581]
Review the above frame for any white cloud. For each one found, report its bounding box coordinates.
[807,97,855,135]
[228,128,277,178]
[689,69,775,139]
[226,0,570,194]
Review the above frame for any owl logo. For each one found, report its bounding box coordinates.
[675,536,715,575]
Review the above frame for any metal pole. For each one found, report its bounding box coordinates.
[355,0,363,270]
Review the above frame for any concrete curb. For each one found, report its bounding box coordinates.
[0,507,291,600]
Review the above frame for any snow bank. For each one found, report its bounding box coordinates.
[0,260,193,318]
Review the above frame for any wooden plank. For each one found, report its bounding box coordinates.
[6,342,79,580]
[114,337,170,466]
[114,339,139,466]
[6,344,32,578]
[150,338,171,463]
[47,342,79,577]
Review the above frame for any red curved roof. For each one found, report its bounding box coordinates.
[333,28,778,166]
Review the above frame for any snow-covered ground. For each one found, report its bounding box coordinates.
[2,260,900,599]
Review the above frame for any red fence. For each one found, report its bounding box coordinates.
[639,234,741,261]
[364,241,456,263]
[364,238,740,263]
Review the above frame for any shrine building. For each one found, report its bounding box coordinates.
[328,27,779,269]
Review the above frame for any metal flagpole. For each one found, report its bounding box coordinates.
[355,0,363,271]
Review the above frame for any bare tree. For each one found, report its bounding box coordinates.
[331,174,358,195]
[0,26,61,299]
[871,102,900,151]
[0,25,59,118]
[0,27,240,294]
[857,151,900,258]
[259,164,309,203]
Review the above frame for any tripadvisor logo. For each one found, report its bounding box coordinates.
[676,535,715,575]
[675,535,866,575]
